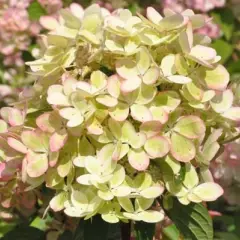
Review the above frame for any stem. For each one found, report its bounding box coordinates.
[220,133,240,144]
[120,222,131,240]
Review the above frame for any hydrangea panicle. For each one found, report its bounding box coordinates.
[0,4,238,224]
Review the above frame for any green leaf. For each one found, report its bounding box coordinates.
[227,60,240,74]
[163,224,180,240]
[28,1,47,21]
[214,232,239,240]
[164,198,213,240]
[30,216,49,231]
[1,225,45,240]
[211,8,234,41]
[211,39,233,64]
[0,221,16,238]
[135,221,155,240]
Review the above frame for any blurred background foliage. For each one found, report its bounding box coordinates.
[0,0,239,239]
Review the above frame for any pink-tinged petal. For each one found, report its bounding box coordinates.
[63,75,78,95]
[143,67,159,85]
[0,163,14,181]
[128,132,147,149]
[50,129,68,152]
[7,137,27,154]
[75,81,92,97]
[26,152,48,178]
[120,76,142,93]
[144,136,170,158]
[221,107,240,121]
[49,151,59,167]
[140,121,162,138]
[170,132,196,162]
[98,144,116,163]
[36,112,62,133]
[87,118,103,135]
[128,149,150,171]
[116,59,138,79]
[50,192,67,212]
[150,106,169,124]
[21,130,49,153]
[70,3,84,19]
[208,210,222,218]
[130,104,152,122]
[21,157,28,183]
[8,108,24,126]
[47,92,70,106]
[146,7,163,24]
[39,16,59,30]
[198,65,229,91]
[109,102,129,122]
[107,75,121,98]
[174,115,206,139]
[96,95,118,107]
[167,75,192,84]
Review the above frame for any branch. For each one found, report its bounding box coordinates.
[220,134,240,144]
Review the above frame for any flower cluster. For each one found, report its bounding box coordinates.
[162,0,225,39]
[0,4,239,224]
[0,0,62,67]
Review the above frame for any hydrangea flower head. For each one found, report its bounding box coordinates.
[0,4,238,224]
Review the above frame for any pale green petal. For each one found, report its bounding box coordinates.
[154,91,181,113]
[144,136,170,158]
[134,173,152,190]
[210,89,233,113]
[138,210,164,223]
[71,190,88,211]
[135,198,154,212]
[26,152,48,178]
[118,197,134,212]
[140,185,164,198]
[197,64,229,91]
[116,59,138,79]
[109,165,125,188]
[174,116,206,139]
[192,182,223,201]
[221,107,240,121]
[143,67,159,85]
[50,192,68,212]
[160,54,176,76]
[57,157,72,178]
[109,102,129,122]
[170,132,196,162]
[98,190,114,200]
[136,47,151,75]
[183,163,199,189]
[130,104,152,122]
[102,213,119,223]
[77,174,92,185]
